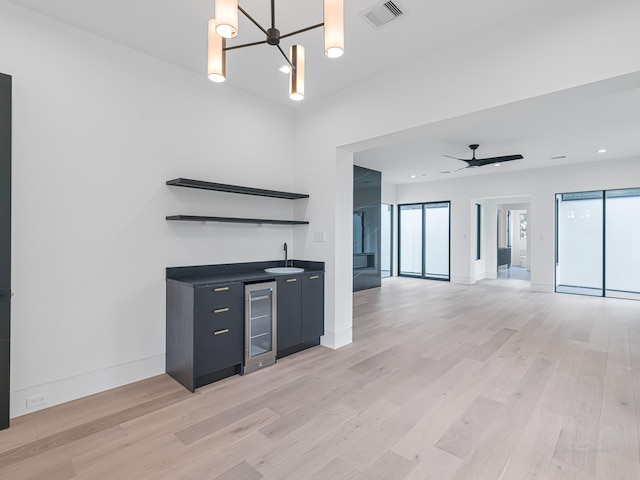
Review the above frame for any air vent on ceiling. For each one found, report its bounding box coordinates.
[361,1,406,29]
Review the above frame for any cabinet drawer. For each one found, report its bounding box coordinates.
[195,306,243,336]
[195,282,243,308]
[194,324,243,376]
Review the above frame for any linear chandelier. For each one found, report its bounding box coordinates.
[208,0,344,101]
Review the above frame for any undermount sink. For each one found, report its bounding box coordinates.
[264,267,304,274]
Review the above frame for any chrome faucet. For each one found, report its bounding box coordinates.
[283,243,288,267]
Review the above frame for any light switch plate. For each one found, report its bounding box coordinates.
[314,231,326,242]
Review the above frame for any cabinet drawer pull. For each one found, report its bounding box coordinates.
[213,307,229,314]
[309,275,320,279]
[214,287,230,292]
[213,329,229,335]
[286,278,297,283]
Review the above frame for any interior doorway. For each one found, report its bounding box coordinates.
[473,197,531,286]
[497,206,531,282]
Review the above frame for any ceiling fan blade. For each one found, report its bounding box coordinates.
[473,154,523,167]
[443,154,466,161]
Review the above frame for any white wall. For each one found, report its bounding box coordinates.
[1,2,297,417]
[293,0,640,345]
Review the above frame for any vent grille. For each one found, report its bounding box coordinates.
[362,1,406,28]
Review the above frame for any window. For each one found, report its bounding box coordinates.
[519,212,527,240]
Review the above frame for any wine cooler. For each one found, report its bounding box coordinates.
[244,282,277,374]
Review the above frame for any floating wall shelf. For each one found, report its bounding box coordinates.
[166,178,309,200]
[166,215,309,225]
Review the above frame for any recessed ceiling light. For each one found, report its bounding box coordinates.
[493,163,501,167]
[279,65,291,74]
[551,155,566,160]
[410,175,416,178]
[597,149,607,154]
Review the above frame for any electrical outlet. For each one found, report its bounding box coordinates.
[26,393,48,409]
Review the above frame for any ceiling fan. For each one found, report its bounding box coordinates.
[441,144,523,172]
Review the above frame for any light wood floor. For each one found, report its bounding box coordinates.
[2,277,640,479]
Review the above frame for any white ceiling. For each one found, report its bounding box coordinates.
[6,0,559,106]
[354,72,640,184]
[6,0,639,185]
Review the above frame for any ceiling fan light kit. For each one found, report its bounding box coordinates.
[207,0,344,101]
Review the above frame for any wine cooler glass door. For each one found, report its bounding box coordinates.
[244,282,277,374]
[249,287,273,358]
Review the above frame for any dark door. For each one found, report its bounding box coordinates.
[276,276,301,356]
[0,73,11,430]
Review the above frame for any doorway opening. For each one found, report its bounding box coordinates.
[497,207,530,282]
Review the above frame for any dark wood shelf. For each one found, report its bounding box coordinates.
[166,178,309,200]
[166,215,309,225]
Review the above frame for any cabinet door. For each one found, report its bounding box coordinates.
[301,272,324,342]
[194,314,243,377]
[276,276,302,353]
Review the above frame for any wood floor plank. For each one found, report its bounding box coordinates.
[309,458,361,480]
[435,395,504,460]
[213,460,263,480]
[598,344,638,462]
[358,450,416,480]
[595,451,640,480]
[498,408,564,480]
[552,349,607,473]
[466,327,518,362]
[405,445,463,480]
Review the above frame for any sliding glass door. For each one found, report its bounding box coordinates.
[555,192,603,296]
[556,188,640,299]
[424,203,450,280]
[399,204,422,276]
[399,202,450,281]
[605,189,640,299]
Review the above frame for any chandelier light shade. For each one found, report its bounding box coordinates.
[208,20,226,82]
[208,0,344,99]
[323,0,344,58]
[214,0,238,38]
[289,45,305,101]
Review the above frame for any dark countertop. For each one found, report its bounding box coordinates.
[166,260,325,287]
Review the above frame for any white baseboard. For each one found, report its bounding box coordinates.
[321,328,353,349]
[485,272,498,280]
[451,276,472,285]
[10,354,165,418]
